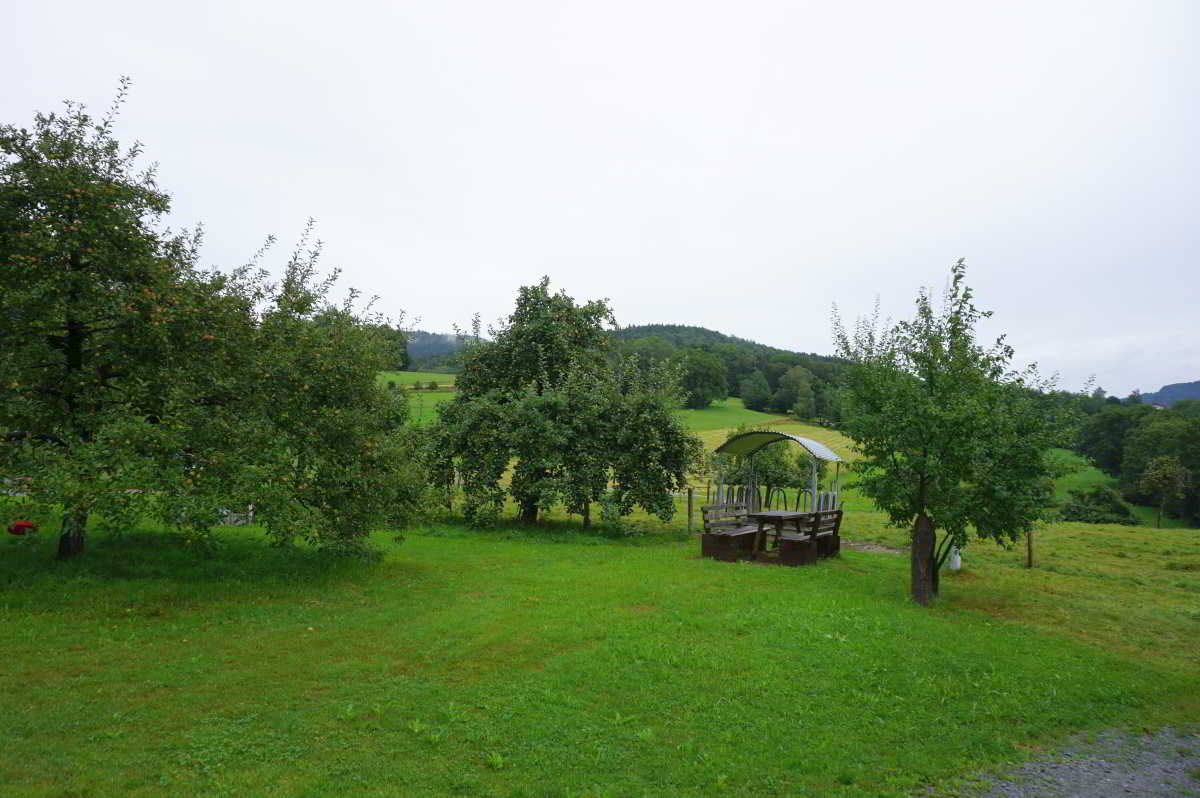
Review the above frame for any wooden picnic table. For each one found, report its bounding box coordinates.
[746,509,811,553]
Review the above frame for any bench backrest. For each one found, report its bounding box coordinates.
[701,503,749,534]
[796,510,843,536]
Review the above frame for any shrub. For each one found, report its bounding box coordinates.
[1060,486,1138,525]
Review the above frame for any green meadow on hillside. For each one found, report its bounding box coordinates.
[376,370,457,387]
[405,390,456,425]
[675,397,781,432]
[375,372,457,424]
[373,383,784,430]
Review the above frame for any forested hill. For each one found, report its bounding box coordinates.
[609,324,848,419]
[611,324,833,361]
[405,329,474,371]
[1141,380,1200,407]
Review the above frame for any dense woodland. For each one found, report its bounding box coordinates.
[1073,395,1200,525]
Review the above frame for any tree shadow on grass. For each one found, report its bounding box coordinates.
[0,524,420,613]
[416,517,690,546]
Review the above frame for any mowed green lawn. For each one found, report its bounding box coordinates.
[4,414,1197,797]
[675,397,782,432]
[377,370,457,387]
[2,515,1197,798]
[405,389,456,425]
[375,372,457,424]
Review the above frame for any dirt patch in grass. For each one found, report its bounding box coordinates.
[843,539,905,555]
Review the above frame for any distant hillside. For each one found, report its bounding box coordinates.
[1141,381,1200,407]
[610,324,836,363]
[610,324,848,420]
[405,329,473,372]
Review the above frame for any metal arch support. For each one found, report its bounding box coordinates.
[714,430,842,463]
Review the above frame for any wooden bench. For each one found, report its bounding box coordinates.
[778,510,843,566]
[699,503,760,562]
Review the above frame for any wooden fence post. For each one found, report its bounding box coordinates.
[1025,530,1034,568]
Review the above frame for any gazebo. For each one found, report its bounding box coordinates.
[700,431,847,565]
[713,430,844,512]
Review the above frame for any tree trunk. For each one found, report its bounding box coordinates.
[58,255,90,561]
[910,513,935,606]
[1026,530,1034,568]
[57,507,88,559]
[581,502,590,528]
[519,499,538,524]
[1157,498,1164,529]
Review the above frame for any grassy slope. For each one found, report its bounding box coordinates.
[2,524,1195,798]
[377,370,457,387]
[675,397,780,432]
[375,373,456,425]
[396,388,786,430]
[404,390,455,425]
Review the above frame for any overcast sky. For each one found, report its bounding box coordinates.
[7,1,1198,396]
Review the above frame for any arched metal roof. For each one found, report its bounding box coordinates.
[714,430,843,462]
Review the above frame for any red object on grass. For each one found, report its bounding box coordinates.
[7,521,36,536]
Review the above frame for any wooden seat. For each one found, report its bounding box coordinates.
[777,510,843,566]
[778,529,817,566]
[812,510,843,558]
[700,503,758,562]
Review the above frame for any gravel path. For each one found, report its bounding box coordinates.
[959,727,1200,797]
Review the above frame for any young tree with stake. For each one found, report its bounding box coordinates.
[834,260,1061,604]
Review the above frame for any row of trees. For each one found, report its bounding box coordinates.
[2,87,1082,612]
[1,88,708,557]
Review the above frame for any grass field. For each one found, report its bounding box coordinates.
[675,397,781,432]
[375,372,457,424]
[376,382,786,430]
[377,370,457,387]
[405,389,456,424]
[5,408,1196,797]
[2,518,1196,798]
